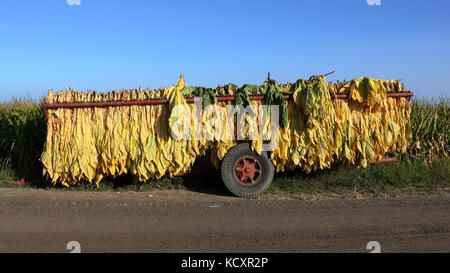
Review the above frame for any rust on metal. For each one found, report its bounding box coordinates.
[233,155,263,186]
[375,157,398,163]
[41,92,414,121]
[42,91,414,109]
[42,98,170,109]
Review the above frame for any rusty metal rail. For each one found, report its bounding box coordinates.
[41,91,414,120]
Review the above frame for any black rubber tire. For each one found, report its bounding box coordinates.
[221,143,274,198]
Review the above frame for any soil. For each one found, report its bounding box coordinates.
[0,188,448,253]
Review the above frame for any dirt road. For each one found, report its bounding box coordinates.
[0,188,448,253]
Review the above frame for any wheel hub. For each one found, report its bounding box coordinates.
[233,155,263,186]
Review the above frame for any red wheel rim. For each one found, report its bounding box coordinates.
[233,155,263,186]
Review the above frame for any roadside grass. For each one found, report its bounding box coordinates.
[267,158,450,195]
[0,159,448,196]
[0,167,18,188]
[22,176,188,193]
[69,177,187,192]
[0,167,15,181]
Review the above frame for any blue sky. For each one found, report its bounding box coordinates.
[0,0,449,102]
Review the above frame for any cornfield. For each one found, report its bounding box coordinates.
[0,97,47,177]
[409,97,449,163]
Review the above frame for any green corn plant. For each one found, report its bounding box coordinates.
[0,96,47,178]
[409,97,449,163]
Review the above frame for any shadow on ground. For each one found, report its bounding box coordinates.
[18,171,234,197]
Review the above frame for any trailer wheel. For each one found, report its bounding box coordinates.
[221,143,274,198]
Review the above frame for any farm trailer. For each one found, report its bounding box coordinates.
[40,74,413,197]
